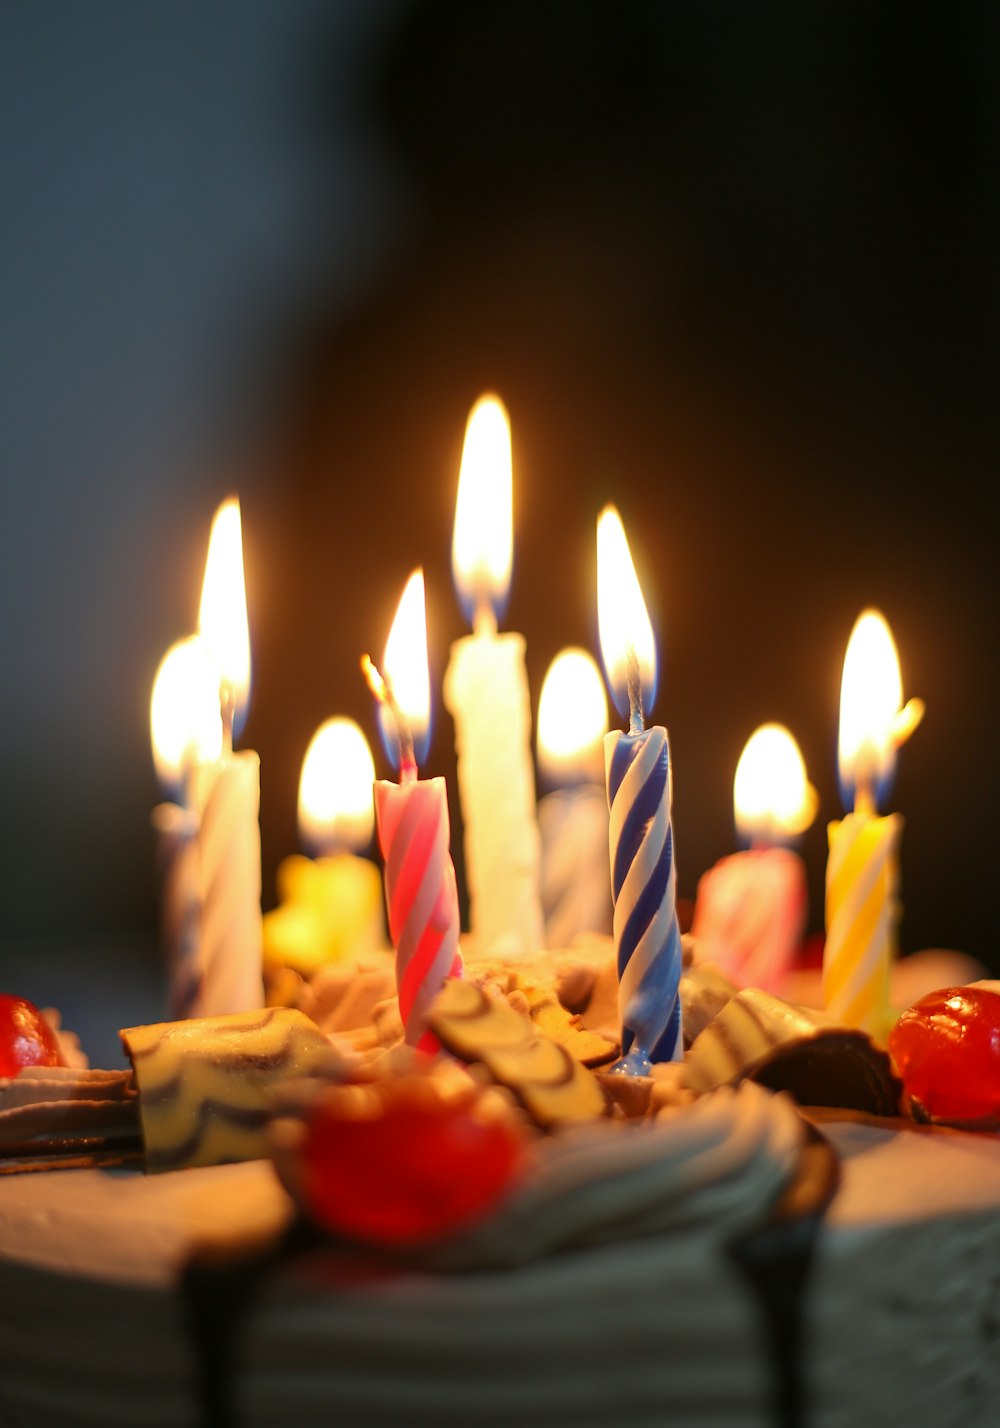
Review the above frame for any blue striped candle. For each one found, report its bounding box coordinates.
[597,506,683,1075]
[605,683,683,1072]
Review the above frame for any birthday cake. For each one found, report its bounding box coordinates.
[1,946,1000,1428]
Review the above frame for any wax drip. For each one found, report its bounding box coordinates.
[626,647,644,736]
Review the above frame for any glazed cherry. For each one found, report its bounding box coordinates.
[888,985,1000,1122]
[0,994,65,1078]
[300,1070,525,1247]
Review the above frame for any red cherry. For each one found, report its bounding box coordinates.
[0,994,65,1078]
[300,1071,525,1247]
[888,985,1000,1121]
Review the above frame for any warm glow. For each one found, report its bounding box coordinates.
[150,636,223,792]
[451,394,513,627]
[382,568,431,757]
[297,718,376,855]
[596,504,657,720]
[537,648,608,783]
[198,497,251,728]
[838,609,922,798]
[734,723,818,845]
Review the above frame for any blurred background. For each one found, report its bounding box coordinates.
[1,1,997,1057]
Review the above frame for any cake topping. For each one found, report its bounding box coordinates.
[427,977,608,1129]
[0,994,66,1077]
[888,981,1000,1128]
[274,1055,526,1248]
[684,986,901,1116]
[121,1007,338,1172]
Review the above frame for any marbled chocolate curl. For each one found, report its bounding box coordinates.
[374,776,462,1044]
[605,725,683,1069]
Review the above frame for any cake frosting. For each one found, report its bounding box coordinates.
[1,944,999,1427]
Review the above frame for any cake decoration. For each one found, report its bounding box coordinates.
[823,609,923,1037]
[443,395,545,958]
[427,977,609,1128]
[597,505,683,1073]
[692,723,815,994]
[684,986,902,1115]
[0,993,66,1077]
[262,718,385,978]
[888,981,1000,1129]
[364,570,464,1051]
[271,1053,526,1248]
[121,1006,336,1171]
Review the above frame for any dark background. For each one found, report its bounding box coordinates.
[1,1,997,1055]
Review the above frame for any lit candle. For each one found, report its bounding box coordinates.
[365,569,462,1048]
[597,505,682,1073]
[189,498,264,1016]
[536,648,612,948]
[150,636,222,1016]
[823,609,923,1037]
[442,395,544,956]
[262,719,385,979]
[692,724,817,992]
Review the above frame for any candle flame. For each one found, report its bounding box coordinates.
[838,608,922,807]
[198,497,251,735]
[297,718,375,855]
[150,636,223,795]
[537,648,608,784]
[733,723,818,846]
[367,569,431,770]
[452,394,513,630]
[596,504,657,722]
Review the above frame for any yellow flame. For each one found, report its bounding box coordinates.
[838,609,921,792]
[537,648,608,783]
[733,723,818,844]
[596,504,657,717]
[150,636,223,789]
[297,718,376,854]
[452,394,513,625]
[384,568,430,744]
[198,497,251,721]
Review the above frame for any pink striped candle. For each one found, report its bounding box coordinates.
[364,570,462,1048]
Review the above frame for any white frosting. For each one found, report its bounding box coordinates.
[2,1101,1000,1427]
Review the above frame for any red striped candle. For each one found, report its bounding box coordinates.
[364,570,462,1048]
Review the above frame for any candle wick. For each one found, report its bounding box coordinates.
[854,782,876,817]
[361,654,416,777]
[626,647,645,735]
[473,600,498,638]
[220,680,235,756]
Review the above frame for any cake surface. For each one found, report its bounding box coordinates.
[1,1105,999,1428]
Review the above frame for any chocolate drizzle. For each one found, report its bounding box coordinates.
[728,1124,840,1428]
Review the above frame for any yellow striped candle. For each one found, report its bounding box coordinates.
[822,610,923,1039]
[823,805,902,1036]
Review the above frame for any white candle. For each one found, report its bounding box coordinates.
[536,648,611,948]
[442,395,543,956]
[194,497,263,1014]
[150,636,221,1016]
[692,724,816,992]
[149,499,263,1019]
